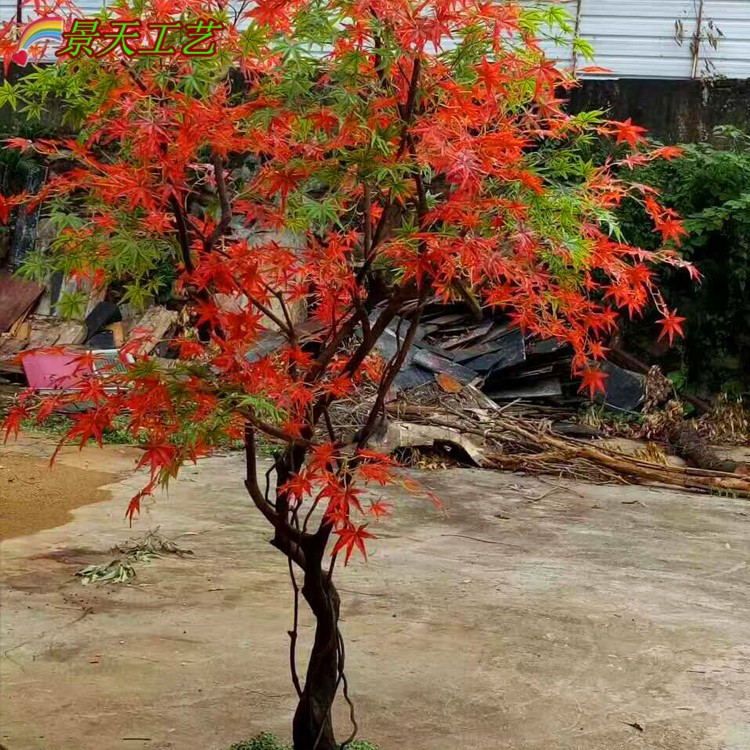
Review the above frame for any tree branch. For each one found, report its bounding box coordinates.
[204,153,233,253]
[243,426,313,572]
[169,194,194,273]
[356,292,427,449]
[246,294,295,339]
[362,181,372,260]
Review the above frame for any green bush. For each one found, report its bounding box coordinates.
[227,734,288,750]
[617,126,750,393]
[226,734,379,750]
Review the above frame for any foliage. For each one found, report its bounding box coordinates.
[617,126,750,393]
[1,1,691,747]
[76,529,192,584]
[0,137,44,259]
[76,559,136,584]
[228,735,289,750]
[21,413,143,444]
[0,140,42,195]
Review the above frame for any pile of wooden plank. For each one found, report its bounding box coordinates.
[373,300,645,411]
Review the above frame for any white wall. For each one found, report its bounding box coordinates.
[571,0,750,79]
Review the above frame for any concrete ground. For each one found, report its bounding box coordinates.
[1,438,749,750]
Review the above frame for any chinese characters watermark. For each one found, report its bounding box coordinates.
[13,16,224,65]
[56,18,224,58]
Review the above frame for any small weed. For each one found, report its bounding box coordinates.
[113,528,193,558]
[75,529,193,585]
[227,735,289,750]
[226,734,379,750]
[76,560,136,585]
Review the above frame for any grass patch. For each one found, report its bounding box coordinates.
[227,734,379,750]
[21,414,136,444]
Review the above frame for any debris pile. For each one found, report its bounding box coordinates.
[0,269,178,386]
[374,301,574,402]
[368,300,661,420]
[2,271,747,496]
[384,392,750,498]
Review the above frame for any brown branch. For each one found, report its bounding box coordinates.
[243,426,313,572]
[287,506,304,698]
[400,56,422,124]
[302,487,327,535]
[244,426,276,525]
[169,195,194,273]
[263,283,298,347]
[337,628,359,746]
[362,181,372,260]
[204,154,233,253]
[407,137,429,221]
[306,281,418,439]
[358,55,423,282]
[246,295,295,339]
[356,293,427,449]
[322,405,338,446]
[369,8,396,98]
[306,311,361,382]
[242,409,313,448]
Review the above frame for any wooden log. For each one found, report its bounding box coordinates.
[491,417,750,497]
[27,315,87,348]
[389,402,750,498]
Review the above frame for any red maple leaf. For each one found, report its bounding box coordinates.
[649,145,684,161]
[578,367,608,399]
[331,524,376,564]
[0,195,10,224]
[137,443,179,479]
[368,500,393,519]
[657,309,686,345]
[3,405,29,443]
[657,216,688,246]
[608,118,648,148]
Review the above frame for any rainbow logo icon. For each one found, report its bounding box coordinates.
[12,16,65,67]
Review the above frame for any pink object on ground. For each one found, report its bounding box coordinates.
[21,350,93,390]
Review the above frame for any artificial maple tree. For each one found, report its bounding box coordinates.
[2,1,693,747]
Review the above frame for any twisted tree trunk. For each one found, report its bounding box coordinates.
[293,566,341,750]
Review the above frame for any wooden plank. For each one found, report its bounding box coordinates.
[0,336,27,375]
[27,315,87,348]
[440,321,493,350]
[0,272,44,333]
[127,306,178,355]
[487,377,563,400]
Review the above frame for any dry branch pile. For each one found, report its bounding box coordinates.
[384,392,750,499]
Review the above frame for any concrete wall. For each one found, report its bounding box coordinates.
[569,77,750,143]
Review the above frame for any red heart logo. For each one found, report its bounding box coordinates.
[11,49,29,67]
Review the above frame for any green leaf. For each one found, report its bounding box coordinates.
[56,290,88,319]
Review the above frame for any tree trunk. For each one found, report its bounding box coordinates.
[292,566,341,750]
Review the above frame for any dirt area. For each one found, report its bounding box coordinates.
[0,454,118,540]
[1,441,749,750]
[0,433,140,540]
